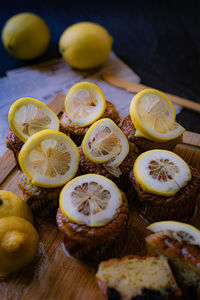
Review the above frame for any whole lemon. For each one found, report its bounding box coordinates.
[0,216,39,277]
[2,12,50,60]
[0,190,33,224]
[59,22,113,69]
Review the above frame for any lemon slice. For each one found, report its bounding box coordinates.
[59,174,122,227]
[133,149,191,196]
[103,163,122,178]
[65,81,106,127]
[18,129,79,188]
[130,89,185,142]
[8,97,59,142]
[134,129,144,138]
[147,221,200,246]
[82,118,129,165]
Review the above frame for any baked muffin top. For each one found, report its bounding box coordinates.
[79,142,139,181]
[59,100,121,135]
[17,171,62,199]
[6,129,24,152]
[129,166,200,206]
[119,115,183,152]
[56,190,129,245]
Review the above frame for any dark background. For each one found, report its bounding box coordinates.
[1,0,200,132]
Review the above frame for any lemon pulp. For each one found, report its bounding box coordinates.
[130,89,185,142]
[59,174,122,227]
[133,150,191,196]
[65,81,106,127]
[82,118,129,165]
[8,97,59,142]
[19,129,79,188]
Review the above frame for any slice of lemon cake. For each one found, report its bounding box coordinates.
[146,221,200,299]
[96,255,181,299]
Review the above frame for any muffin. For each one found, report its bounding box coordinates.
[129,150,200,222]
[146,221,200,299]
[79,117,138,193]
[6,129,24,165]
[96,255,182,299]
[6,97,60,164]
[79,142,139,192]
[60,100,121,146]
[119,115,183,153]
[17,129,79,218]
[119,89,185,154]
[56,174,129,261]
[17,171,62,217]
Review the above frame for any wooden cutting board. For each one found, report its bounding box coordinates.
[0,94,200,300]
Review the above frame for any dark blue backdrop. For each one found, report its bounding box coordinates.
[1,0,200,132]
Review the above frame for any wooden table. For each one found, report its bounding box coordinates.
[0,94,200,300]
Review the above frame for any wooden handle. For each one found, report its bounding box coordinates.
[0,150,16,185]
[102,73,200,114]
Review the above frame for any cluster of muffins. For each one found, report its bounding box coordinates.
[4,81,200,297]
[6,82,136,262]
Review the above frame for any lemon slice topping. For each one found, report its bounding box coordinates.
[8,97,59,142]
[148,221,200,246]
[82,118,129,165]
[133,149,191,196]
[65,81,106,127]
[59,174,122,227]
[130,89,185,142]
[19,129,79,188]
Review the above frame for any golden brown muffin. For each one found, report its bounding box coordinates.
[6,129,24,165]
[119,115,183,153]
[146,231,200,299]
[17,171,62,217]
[59,100,121,145]
[129,166,200,222]
[96,255,182,299]
[56,191,129,261]
[78,142,139,192]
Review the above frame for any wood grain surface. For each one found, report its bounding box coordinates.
[0,94,200,300]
